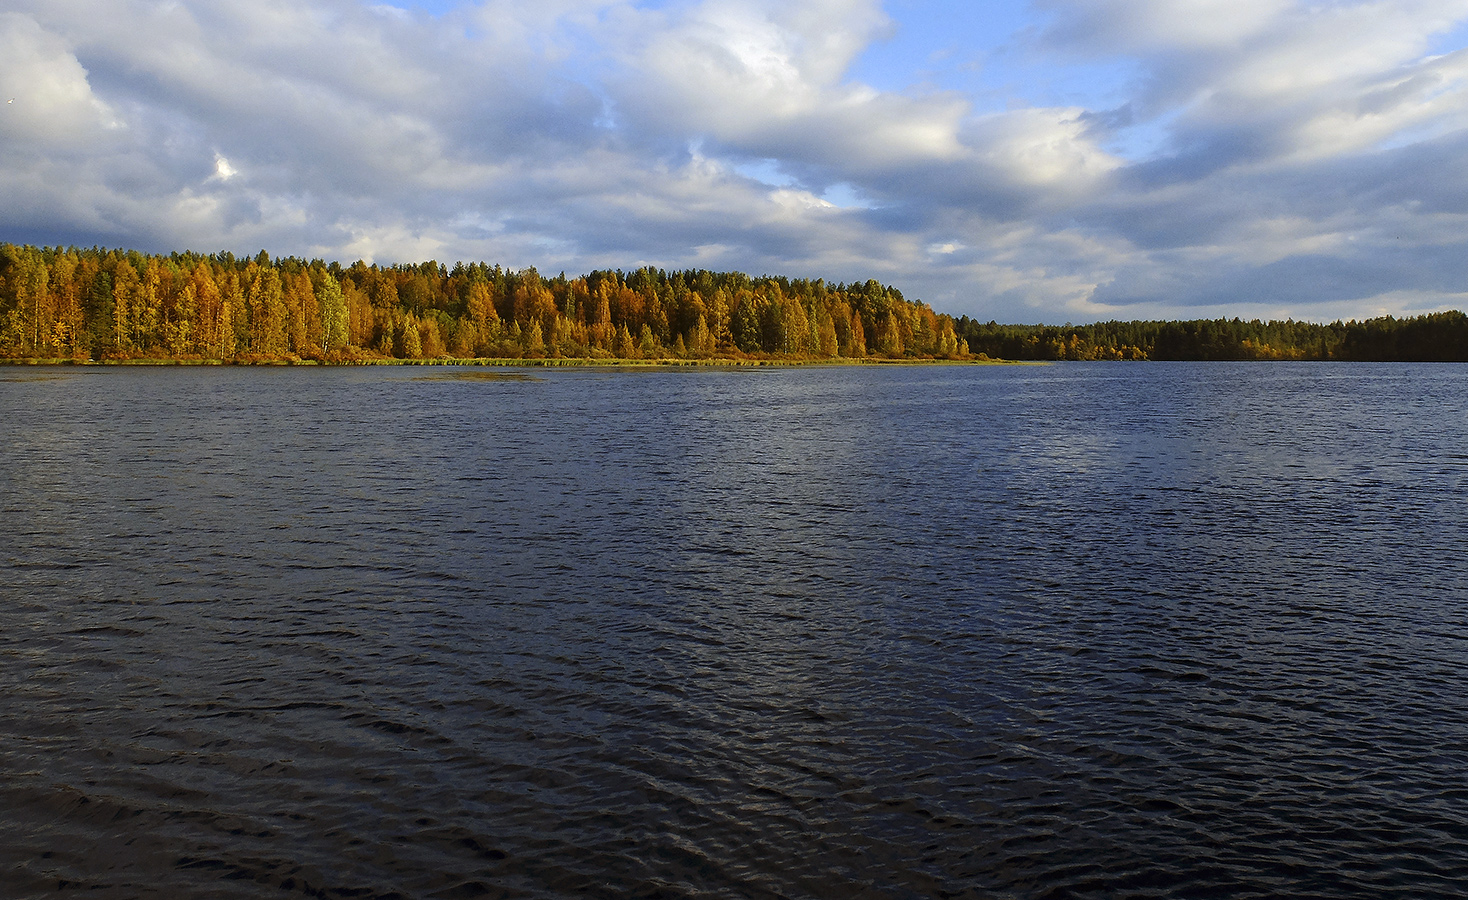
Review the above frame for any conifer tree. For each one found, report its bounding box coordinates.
[523,318,544,356]
[589,283,613,349]
[638,323,658,357]
[613,322,637,358]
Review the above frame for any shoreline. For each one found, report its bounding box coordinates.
[0,355,1027,368]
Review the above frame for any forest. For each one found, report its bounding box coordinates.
[3,243,1465,363]
[0,244,967,363]
[956,312,1468,362]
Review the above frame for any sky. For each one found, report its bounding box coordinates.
[2,0,1468,323]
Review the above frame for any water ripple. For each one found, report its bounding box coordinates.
[3,363,1468,897]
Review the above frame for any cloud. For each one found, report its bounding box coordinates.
[0,0,1466,323]
[0,12,120,145]
[609,0,972,174]
[1048,0,1468,164]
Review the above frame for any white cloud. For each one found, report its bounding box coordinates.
[0,12,120,145]
[211,154,238,181]
[1287,47,1468,159]
[612,0,968,169]
[1040,0,1292,54]
[0,0,1466,323]
[968,106,1122,189]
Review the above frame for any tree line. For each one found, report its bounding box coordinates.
[955,313,1468,362]
[6,243,1463,363]
[0,244,969,362]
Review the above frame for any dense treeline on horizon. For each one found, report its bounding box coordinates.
[0,244,968,363]
[5,243,1464,364]
[956,311,1468,362]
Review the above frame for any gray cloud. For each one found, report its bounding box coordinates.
[1,0,1466,323]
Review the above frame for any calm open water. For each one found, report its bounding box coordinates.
[2,362,1467,899]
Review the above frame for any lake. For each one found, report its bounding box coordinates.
[3,362,1467,898]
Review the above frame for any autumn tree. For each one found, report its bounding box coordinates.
[246,264,289,355]
[588,282,613,350]
[848,312,867,357]
[282,271,316,355]
[111,259,142,355]
[10,246,49,355]
[44,249,82,357]
[316,270,348,352]
[420,315,445,358]
[221,269,245,357]
[0,243,981,362]
[466,280,500,330]
[613,322,637,358]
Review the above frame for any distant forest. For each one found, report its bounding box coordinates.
[956,314,1468,361]
[2,243,1465,363]
[0,244,966,363]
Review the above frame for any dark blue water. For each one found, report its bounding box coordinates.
[3,362,1467,899]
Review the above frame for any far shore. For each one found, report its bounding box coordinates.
[0,355,1028,368]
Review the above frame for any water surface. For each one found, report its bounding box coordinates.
[3,362,1467,898]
